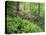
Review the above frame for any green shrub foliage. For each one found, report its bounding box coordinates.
[5,1,45,34]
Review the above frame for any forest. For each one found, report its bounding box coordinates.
[5,1,45,34]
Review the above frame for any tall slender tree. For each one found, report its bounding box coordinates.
[38,3,40,16]
[16,2,19,11]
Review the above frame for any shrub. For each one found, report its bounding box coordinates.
[7,16,43,33]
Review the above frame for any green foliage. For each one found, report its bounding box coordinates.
[7,16,43,33]
[5,1,45,33]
